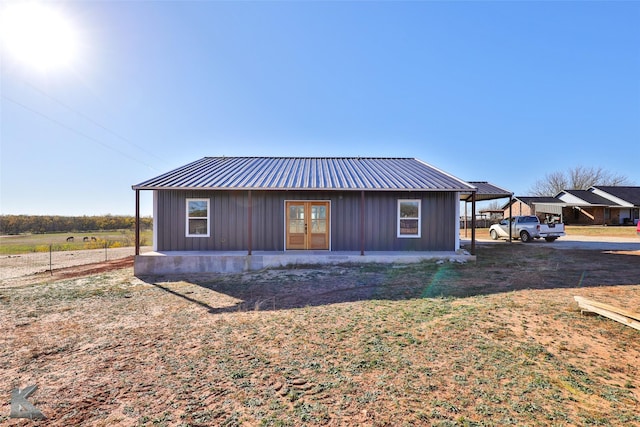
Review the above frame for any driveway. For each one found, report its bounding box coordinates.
[467,234,640,252]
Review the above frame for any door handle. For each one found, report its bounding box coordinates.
[305,224,307,234]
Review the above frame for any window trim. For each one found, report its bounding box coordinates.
[185,198,210,237]
[397,199,422,238]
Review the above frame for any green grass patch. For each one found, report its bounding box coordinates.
[0,229,152,255]
[565,225,638,238]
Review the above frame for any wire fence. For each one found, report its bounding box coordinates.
[0,245,148,282]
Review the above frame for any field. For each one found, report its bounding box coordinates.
[1,225,635,256]
[564,225,639,238]
[0,230,152,255]
[1,243,639,426]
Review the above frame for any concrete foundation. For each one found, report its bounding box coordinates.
[134,250,475,275]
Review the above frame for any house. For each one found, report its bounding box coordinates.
[590,186,640,225]
[501,187,640,226]
[556,187,640,225]
[501,196,563,221]
[131,157,478,273]
[556,189,621,225]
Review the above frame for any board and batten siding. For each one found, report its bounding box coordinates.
[154,190,458,251]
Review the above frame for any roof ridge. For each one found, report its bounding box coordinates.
[205,156,415,160]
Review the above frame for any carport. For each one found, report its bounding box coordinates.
[532,201,566,223]
[461,182,514,251]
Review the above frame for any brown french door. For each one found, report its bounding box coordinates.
[286,201,330,250]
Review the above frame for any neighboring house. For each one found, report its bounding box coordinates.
[132,157,478,273]
[502,186,640,226]
[501,196,562,220]
[590,186,640,225]
[556,189,620,225]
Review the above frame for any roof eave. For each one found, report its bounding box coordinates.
[132,186,475,192]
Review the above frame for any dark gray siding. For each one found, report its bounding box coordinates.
[156,190,457,252]
[361,191,457,251]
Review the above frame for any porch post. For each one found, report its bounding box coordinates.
[135,189,140,256]
[248,190,252,255]
[508,195,513,242]
[360,190,365,256]
[471,192,476,255]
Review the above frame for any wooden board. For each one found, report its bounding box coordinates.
[574,296,640,321]
[574,296,640,331]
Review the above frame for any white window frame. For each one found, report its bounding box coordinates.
[185,198,210,237]
[397,199,422,238]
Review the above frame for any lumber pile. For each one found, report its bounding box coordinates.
[574,296,640,331]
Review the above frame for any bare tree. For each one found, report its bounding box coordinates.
[528,166,633,196]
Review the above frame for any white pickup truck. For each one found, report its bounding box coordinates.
[489,215,565,243]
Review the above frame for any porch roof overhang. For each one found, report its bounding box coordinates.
[531,202,566,215]
[536,201,619,213]
[460,181,512,202]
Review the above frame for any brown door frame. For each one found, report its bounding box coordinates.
[285,200,331,251]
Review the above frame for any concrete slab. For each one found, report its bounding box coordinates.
[134,250,475,275]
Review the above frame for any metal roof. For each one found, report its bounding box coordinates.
[461,181,512,202]
[132,157,476,192]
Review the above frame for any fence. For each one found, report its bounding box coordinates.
[0,245,145,282]
[459,218,495,229]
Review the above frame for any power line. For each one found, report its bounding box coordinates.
[17,77,169,166]
[2,94,160,172]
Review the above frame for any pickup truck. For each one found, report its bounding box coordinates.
[489,215,565,243]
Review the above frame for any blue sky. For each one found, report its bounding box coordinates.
[1,0,639,217]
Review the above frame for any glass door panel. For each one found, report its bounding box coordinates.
[286,201,330,250]
[286,203,306,249]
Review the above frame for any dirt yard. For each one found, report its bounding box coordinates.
[1,243,639,426]
[0,246,151,282]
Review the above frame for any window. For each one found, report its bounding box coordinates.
[186,199,210,237]
[398,199,421,238]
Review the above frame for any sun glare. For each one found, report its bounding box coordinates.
[1,2,79,71]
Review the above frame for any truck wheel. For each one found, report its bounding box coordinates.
[490,229,499,240]
[545,237,557,242]
[520,231,531,243]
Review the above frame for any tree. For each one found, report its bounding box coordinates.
[0,215,153,235]
[528,166,633,196]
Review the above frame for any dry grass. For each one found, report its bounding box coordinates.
[565,225,638,238]
[1,244,639,426]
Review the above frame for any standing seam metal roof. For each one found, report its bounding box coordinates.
[462,182,512,202]
[132,157,477,191]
